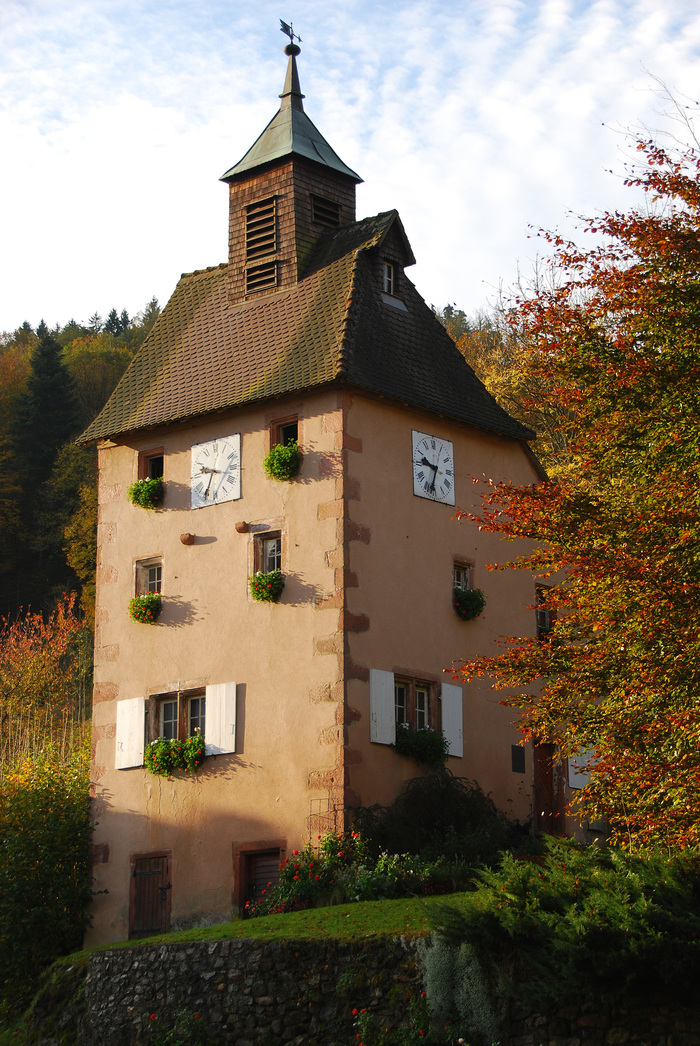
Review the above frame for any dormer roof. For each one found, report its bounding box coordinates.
[220,47,362,184]
[78,210,533,445]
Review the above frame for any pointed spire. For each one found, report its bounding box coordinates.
[280,43,305,112]
[221,36,361,184]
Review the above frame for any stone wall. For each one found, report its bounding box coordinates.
[80,937,420,1045]
[27,936,700,1046]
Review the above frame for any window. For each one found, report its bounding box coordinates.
[382,260,395,295]
[135,557,162,596]
[150,689,206,743]
[255,531,282,573]
[246,197,276,259]
[536,585,556,640]
[394,679,433,730]
[138,448,164,480]
[511,744,526,774]
[273,418,298,446]
[370,670,463,756]
[311,194,341,228]
[115,683,237,768]
[246,261,277,294]
[454,561,473,591]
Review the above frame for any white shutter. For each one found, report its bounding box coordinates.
[115,697,145,769]
[441,683,463,757]
[205,682,236,755]
[370,669,395,745]
[568,748,595,789]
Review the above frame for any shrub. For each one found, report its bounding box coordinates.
[429,836,700,1011]
[249,569,285,602]
[144,733,206,776]
[262,440,302,481]
[453,587,485,621]
[353,768,526,865]
[0,742,93,1017]
[129,593,162,623]
[394,725,449,768]
[127,476,164,509]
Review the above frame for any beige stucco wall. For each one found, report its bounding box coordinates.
[88,390,347,945]
[88,385,546,947]
[341,394,541,820]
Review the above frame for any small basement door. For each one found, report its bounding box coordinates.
[130,853,171,938]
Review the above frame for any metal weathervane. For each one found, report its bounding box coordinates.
[280,20,302,46]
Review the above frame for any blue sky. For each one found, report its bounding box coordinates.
[1,0,700,332]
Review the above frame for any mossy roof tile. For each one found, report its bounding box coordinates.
[79,213,532,444]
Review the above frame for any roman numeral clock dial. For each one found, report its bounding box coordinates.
[190,433,241,508]
[411,430,455,505]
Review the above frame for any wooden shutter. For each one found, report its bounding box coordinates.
[205,682,236,755]
[370,669,395,744]
[115,697,145,769]
[441,683,463,757]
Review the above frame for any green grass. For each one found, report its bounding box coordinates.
[59,894,450,964]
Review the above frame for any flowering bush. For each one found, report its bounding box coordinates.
[394,725,449,768]
[452,587,485,621]
[244,830,457,917]
[129,593,162,623]
[249,569,285,602]
[352,992,463,1045]
[127,476,164,509]
[144,733,206,777]
[262,440,302,480]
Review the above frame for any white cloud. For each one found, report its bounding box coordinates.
[1,0,700,331]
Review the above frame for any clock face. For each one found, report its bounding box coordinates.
[190,434,241,508]
[412,430,455,505]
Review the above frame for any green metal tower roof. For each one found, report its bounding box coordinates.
[220,44,362,183]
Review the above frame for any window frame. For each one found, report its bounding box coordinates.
[382,259,395,296]
[135,557,163,597]
[254,530,282,574]
[393,677,440,733]
[269,414,300,450]
[453,559,474,592]
[147,688,206,745]
[536,584,556,640]
[138,448,164,480]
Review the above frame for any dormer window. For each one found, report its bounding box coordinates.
[311,195,341,228]
[246,198,277,259]
[383,260,395,296]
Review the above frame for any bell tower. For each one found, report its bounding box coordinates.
[220,39,362,305]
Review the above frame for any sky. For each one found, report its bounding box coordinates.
[1,0,700,334]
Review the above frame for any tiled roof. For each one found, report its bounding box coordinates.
[79,211,533,444]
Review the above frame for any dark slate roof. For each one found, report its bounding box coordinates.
[79,211,533,444]
[220,51,361,184]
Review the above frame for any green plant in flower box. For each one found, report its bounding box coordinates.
[144,732,206,776]
[129,593,162,623]
[127,476,164,509]
[249,569,285,602]
[453,587,485,621]
[262,440,302,481]
[394,724,449,768]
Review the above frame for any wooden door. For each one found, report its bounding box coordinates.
[245,850,280,905]
[130,853,171,938]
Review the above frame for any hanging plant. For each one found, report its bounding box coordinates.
[394,725,449,768]
[144,733,206,776]
[129,593,163,623]
[453,587,485,621]
[249,569,285,602]
[127,476,164,509]
[262,441,302,481]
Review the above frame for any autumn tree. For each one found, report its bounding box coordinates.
[457,137,700,850]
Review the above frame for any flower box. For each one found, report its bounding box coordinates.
[129,594,163,623]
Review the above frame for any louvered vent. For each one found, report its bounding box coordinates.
[246,198,277,259]
[246,262,277,294]
[311,195,340,228]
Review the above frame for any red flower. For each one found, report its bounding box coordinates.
[150,1014,156,1021]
